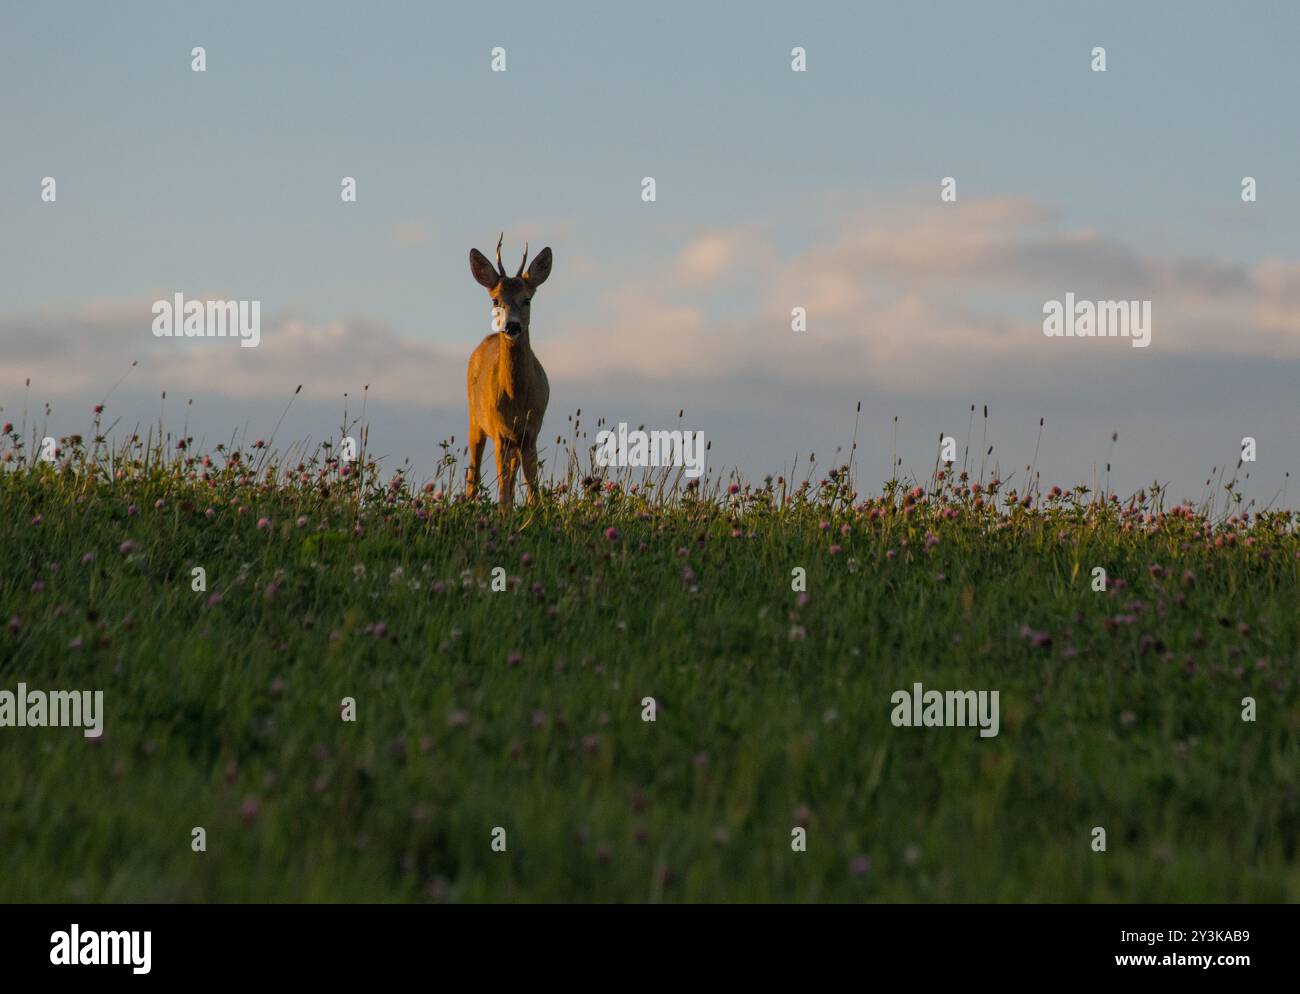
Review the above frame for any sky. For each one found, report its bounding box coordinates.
[2,1,1298,504]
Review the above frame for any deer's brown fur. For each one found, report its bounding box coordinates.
[466,236,552,507]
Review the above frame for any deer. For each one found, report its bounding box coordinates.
[465,234,552,507]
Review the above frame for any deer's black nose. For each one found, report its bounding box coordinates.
[504,320,522,336]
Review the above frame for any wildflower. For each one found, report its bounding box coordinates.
[1020,625,1052,649]
[1103,614,1137,633]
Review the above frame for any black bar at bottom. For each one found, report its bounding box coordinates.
[0,903,1290,981]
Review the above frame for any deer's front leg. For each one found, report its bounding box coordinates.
[522,436,541,505]
[466,421,486,498]
[495,441,519,508]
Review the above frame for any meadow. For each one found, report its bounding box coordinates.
[1,404,1297,902]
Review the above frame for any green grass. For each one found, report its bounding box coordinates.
[1,417,1297,902]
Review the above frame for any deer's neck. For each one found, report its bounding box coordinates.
[497,336,531,398]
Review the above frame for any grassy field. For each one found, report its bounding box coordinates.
[1,410,1297,902]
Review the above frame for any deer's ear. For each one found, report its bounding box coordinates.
[524,247,553,288]
[469,249,500,289]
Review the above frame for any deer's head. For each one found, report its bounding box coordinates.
[469,235,553,345]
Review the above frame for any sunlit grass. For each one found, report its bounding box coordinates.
[1,403,1297,901]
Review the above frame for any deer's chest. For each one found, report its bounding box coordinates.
[480,362,547,443]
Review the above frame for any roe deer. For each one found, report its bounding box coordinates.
[466,234,552,507]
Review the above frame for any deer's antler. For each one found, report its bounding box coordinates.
[516,242,529,278]
[495,233,506,278]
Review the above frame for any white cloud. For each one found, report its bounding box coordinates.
[4,195,1300,413]
[0,301,462,409]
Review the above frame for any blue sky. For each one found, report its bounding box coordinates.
[2,1,1298,500]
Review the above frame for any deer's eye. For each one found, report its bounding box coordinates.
[521,299,530,307]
